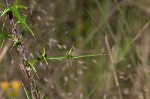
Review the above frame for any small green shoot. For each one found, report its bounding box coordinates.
[0,0,34,36]
[68,43,74,56]
[42,44,48,65]
[67,43,75,67]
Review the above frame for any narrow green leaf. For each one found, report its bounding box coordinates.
[21,21,34,36]
[0,34,12,39]
[24,87,31,99]
[42,45,48,65]
[1,21,5,33]
[31,57,41,65]
[28,62,39,78]
[1,8,10,16]
[43,56,48,65]
[17,5,28,9]
[7,4,34,36]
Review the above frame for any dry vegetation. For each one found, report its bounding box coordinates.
[0,0,150,99]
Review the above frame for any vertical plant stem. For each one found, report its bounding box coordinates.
[5,1,38,98]
[105,35,123,99]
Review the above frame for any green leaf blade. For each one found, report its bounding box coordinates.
[1,8,10,16]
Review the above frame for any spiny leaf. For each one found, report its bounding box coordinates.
[10,5,34,36]
[1,2,34,36]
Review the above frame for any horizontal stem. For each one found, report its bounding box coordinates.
[31,53,108,65]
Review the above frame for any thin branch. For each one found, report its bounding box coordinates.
[105,35,123,99]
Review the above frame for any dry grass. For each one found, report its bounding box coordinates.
[0,0,150,99]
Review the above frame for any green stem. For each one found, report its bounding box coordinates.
[31,54,108,65]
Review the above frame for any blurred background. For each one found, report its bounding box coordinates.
[0,0,150,99]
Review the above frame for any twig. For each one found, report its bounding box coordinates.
[105,35,123,99]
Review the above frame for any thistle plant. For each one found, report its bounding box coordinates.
[0,0,107,98]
